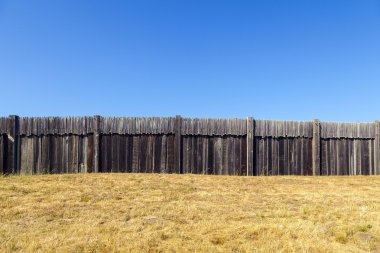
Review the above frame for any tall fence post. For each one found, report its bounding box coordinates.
[247,117,254,176]
[93,115,100,173]
[174,115,182,174]
[7,115,20,174]
[312,119,321,176]
[374,120,380,175]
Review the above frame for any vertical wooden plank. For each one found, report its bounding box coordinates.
[374,121,380,175]
[336,139,340,175]
[197,137,204,174]
[67,135,73,173]
[182,136,188,173]
[214,137,222,175]
[167,135,175,173]
[207,137,214,174]
[190,136,195,173]
[139,135,147,173]
[188,137,193,173]
[189,136,194,174]
[293,138,299,175]
[241,136,247,176]
[119,135,126,172]
[202,136,208,174]
[7,115,20,174]
[272,138,279,175]
[86,134,94,172]
[0,135,4,174]
[292,138,297,175]
[132,135,139,173]
[370,139,374,175]
[300,138,304,175]
[111,135,119,172]
[348,139,353,175]
[222,137,228,175]
[127,135,134,173]
[246,117,254,176]
[50,135,58,174]
[93,115,101,173]
[362,139,370,175]
[62,136,68,173]
[357,139,362,175]
[36,136,40,174]
[320,140,326,175]
[159,135,166,173]
[174,115,182,174]
[100,135,105,172]
[341,139,348,175]
[154,135,162,173]
[42,135,49,174]
[283,138,288,175]
[267,137,272,175]
[353,139,357,175]
[234,137,240,175]
[330,139,335,175]
[147,135,153,173]
[258,138,264,175]
[21,137,27,175]
[73,135,79,173]
[312,119,321,176]
[56,136,63,173]
[278,138,284,175]
[107,134,112,172]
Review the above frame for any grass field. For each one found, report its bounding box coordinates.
[1,174,380,252]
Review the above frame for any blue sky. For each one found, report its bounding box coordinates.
[0,0,379,121]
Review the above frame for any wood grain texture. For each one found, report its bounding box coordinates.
[2,116,379,176]
[181,135,246,175]
[254,137,312,175]
[255,120,312,138]
[181,118,246,136]
[99,134,175,173]
[320,139,374,175]
[374,121,380,175]
[246,117,254,176]
[174,115,182,174]
[19,135,90,175]
[312,119,321,176]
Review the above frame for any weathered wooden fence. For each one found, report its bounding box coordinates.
[0,115,379,176]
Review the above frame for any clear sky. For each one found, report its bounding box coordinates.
[0,1,379,121]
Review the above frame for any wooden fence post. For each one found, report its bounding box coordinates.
[312,119,321,176]
[93,115,100,173]
[174,115,182,174]
[7,115,20,174]
[374,120,380,175]
[247,117,254,176]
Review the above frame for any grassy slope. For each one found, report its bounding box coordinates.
[1,174,380,253]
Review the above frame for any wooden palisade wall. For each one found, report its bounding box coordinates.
[0,115,379,176]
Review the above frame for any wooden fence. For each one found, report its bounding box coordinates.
[0,115,379,176]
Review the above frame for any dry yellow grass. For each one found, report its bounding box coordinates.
[1,174,380,253]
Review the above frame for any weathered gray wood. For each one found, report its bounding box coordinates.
[312,119,321,176]
[181,118,246,136]
[246,117,254,176]
[0,135,4,174]
[320,122,375,139]
[374,121,380,175]
[174,115,182,174]
[93,116,100,173]
[7,115,20,174]
[255,120,312,138]
[100,117,175,135]
[2,115,380,176]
